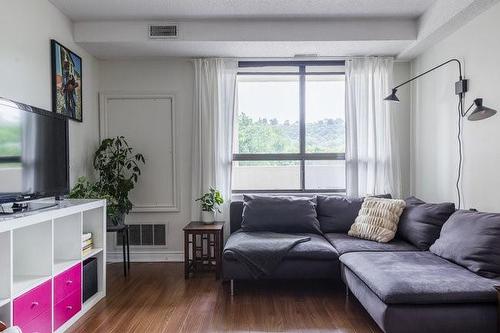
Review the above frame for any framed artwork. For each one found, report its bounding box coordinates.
[51,39,82,122]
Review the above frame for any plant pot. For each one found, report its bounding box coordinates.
[201,211,215,224]
[107,212,125,227]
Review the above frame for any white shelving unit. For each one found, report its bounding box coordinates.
[53,259,81,276]
[82,248,103,261]
[0,299,9,308]
[0,199,106,331]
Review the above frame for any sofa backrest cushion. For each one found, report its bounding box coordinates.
[230,201,244,233]
[397,197,455,250]
[317,194,391,233]
[241,195,322,234]
[430,210,500,278]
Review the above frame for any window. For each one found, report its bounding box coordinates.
[232,61,346,192]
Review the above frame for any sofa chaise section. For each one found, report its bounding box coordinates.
[340,251,498,333]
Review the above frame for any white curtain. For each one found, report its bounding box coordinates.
[191,58,238,221]
[345,57,401,198]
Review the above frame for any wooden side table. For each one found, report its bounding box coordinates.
[183,221,224,280]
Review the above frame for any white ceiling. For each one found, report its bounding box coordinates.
[50,0,435,21]
[83,40,413,59]
[47,0,499,59]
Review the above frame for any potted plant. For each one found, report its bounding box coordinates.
[195,187,224,224]
[69,176,119,218]
[69,136,145,225]
[93,136,145,224]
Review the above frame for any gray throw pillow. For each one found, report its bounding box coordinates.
[397,197,455,250]
[430,210,500,278]
[241,195,322,234]
[317,194,391,233]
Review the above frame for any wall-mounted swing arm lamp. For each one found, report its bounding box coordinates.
[383,58,497,208]
[384,58,497,120]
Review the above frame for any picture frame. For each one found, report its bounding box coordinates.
[51,39,83,122]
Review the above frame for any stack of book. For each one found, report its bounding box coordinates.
[82,232,93,256]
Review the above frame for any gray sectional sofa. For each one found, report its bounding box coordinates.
[223,195,499,333]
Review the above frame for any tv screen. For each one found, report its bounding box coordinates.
[0,97,69,203]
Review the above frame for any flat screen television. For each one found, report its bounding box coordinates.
[0,97,69,204]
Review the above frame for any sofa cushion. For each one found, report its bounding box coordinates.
[241,195,322,234]
[224,232,338,261]
[325,233,417,255]
[285,233,339,260]
[340,251,497,304]
[397,197,455,250]
[317,194,391,233]
[348,197,406,243]
[430,210,500,278]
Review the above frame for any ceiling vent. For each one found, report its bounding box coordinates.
[149,24,178,39]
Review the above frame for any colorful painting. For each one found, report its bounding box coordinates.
[51,40,82,122]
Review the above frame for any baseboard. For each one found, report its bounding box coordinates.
[107,250,183,262]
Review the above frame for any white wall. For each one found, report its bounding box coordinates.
[393,62,412,198]
[0,0,100,183]
[411,2,500,211]
[98,59,194,261]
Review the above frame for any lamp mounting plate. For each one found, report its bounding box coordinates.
[455,79,468,95]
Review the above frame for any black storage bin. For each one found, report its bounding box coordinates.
[83,257,98,303]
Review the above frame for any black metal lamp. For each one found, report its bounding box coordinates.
[466,98,497,121]
[384,88,400,102]
[383,59,497,210]
[383,58,497,121]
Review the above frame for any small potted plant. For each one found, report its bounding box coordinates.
[196,187,224,224]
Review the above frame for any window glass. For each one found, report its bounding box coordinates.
[306,65,344,73]
[304,160,346,190]
[305,75,345,153]
[235,75,299,154]
[232,160,300,191]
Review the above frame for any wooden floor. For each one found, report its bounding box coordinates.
[68,263,382,333]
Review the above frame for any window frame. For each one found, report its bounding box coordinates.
[233,60,346,194]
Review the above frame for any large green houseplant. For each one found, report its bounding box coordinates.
[69,176,119,217]
[69,136,145,224]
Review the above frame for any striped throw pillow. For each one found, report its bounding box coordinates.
[348,197,406,243]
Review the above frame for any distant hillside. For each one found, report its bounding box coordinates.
[237,113,345,154]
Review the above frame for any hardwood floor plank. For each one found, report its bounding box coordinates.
[67,263,381,333]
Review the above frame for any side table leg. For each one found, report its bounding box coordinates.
[184,232,189,279]
[215,231,221,280]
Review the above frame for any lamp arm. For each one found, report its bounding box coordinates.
[393,58,463,90]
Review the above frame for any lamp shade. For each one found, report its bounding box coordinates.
[467,98,497,121]
[384,88,400,102]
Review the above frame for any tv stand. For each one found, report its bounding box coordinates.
[0,199,107,332]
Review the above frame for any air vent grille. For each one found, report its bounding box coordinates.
[117,224,166,246]
[149,25,178,39]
